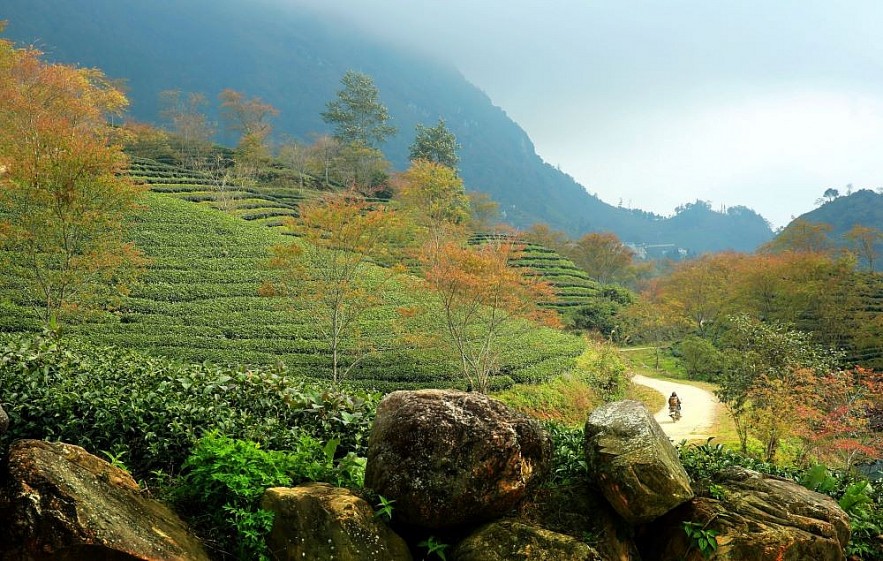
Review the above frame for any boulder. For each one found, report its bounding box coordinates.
[1,439,209,561]
[261,483,412,561]
[641,467,850,561]
[0,403,8,434]
[583,400,693,524]
[365,389,552,529]
[453,519,603,561]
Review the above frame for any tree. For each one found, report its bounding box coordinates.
[523,223,569,255]
[465,192,500,233]
[159,89,214,166]
[267,193,409,384]
[716,314,843,458]
[276,137,310,189]
[218,88,278,177]
[394,160,470,251]
[566,232,636,285]
[423,238,559,393]
[333,142,391,196]
[823,187,840,203]
[0,33,144,323]
[306,134,341,188]
[761,219,832,254]
[409,118,460,169]
[795,367,883,469]
[655,253,740,336]
[322,71,396,149]
[845,224,883,272]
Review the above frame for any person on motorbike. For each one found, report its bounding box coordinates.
[668,392,682,414]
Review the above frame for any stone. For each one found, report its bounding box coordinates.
[641,467,850,561]
[453,519,603,561]
[0,404,8,435]
[583,400,693,524]
[261,483,412,561]
[1,439,209,561]
[365,389,552,529]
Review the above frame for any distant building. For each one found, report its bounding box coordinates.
[623,242,688,261]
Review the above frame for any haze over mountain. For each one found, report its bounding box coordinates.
[2,0,774,253]
[298,0,883,230]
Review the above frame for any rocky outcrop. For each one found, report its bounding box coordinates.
[261,483,412,561]
[1,439,209,561]
[584,400,693,524]
[453,519,603,561]
[642,467,850,561]
[365,389,552,529]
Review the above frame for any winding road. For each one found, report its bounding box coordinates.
[632,374,721,442]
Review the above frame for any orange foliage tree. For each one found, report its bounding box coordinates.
[845,224,883,272]
[567,231,637,285]
[0,31,143,323]
[423,237,560,393]
[794,367,883,469]
[654,252,742,336]
[267,193,409,384]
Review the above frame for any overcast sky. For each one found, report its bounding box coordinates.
[282,1,883,228]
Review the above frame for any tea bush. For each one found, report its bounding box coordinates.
[0,332,378,477]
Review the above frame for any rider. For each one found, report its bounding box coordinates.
[668,391,682,413]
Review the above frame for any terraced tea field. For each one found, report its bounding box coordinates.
[0,186,585,392]
[470,233,606,311]
[128,157,320,229]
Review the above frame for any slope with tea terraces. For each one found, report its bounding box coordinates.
[0,161,586,392]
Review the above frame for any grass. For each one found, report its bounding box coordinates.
[494,373,603,427]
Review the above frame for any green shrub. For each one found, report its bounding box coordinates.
[175,432,366,561]
[545,423,588,486]
[574,341,627,402]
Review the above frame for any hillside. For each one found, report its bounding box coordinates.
[787,189,883,270]
[0,181,585,391]
[1,0,774,253]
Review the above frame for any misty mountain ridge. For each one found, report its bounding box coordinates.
[2,0,774,253]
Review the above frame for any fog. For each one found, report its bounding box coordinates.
[275,1,883,227]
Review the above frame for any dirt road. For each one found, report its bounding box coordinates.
[632,374,720,442]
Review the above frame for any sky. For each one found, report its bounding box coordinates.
[281,1,883,228]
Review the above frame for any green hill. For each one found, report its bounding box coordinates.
[785,189,883,271]
[0,178,584,392]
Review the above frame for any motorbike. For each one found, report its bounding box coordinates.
[669,406,682,422]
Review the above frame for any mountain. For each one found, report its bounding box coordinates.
[1,0,774,253]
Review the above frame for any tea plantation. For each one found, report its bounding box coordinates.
[0,185,585,392]
[470,233,606,311]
